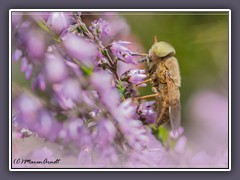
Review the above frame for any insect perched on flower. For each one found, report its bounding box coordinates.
[135,36,181,134]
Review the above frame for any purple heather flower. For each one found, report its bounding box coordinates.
[110,41,137,64]
[12,12,23,28]
[55,95,75,110]
[78,147,92,166]
[52,84,76,110]
[89,18,110,39]
[174,136,187,154]
[138,101,157,124]
[13,20,31,49]
[126,132,165,167]
[37,110,62,141]
[26,29,46,59]
[91,71,149,151]
[59,119,93,148]
[129,73,147,85]
[67,119,84,140]
[39,76,46,91]
[62,33,98,67]
[52,78,81,109]
[111,41,131,52]
[190,91,228,137]
[30,12,51,21]
[14,94,42,124]
[47,12,71,34]
[188,149,228,168]
[25,64,33,80]
[45,53,68,83]
[112,99,149,150]
[14,93,62,141]
[90,71,121,111]
[99,14,130,45]
[189,151,212,167]
[92,119,119,166]
[65,60,83,76]
[61,79,81,102]
[12,49,22,62]
[95,119,116,146]
[21,57,28,72]
[93,145,118,166]
[80,90,99,108]
[105,14,130,37]
[117,61,139,79]
[32,74,46,91]
[121,69,148,85]
[187,91,228,154]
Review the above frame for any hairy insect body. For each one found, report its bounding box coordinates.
[147,42,181,132]
[148,59,169,127]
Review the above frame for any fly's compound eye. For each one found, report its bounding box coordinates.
[150,41,176,58]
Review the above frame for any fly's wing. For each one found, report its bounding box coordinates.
[165,57,181,134]
[167,84,181,134]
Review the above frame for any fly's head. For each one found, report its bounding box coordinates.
[148,41,176,61]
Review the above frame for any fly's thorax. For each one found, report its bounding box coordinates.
[150,64,168,93]
[153,61,168,83]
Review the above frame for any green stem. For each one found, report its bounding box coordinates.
[35,19,62,43]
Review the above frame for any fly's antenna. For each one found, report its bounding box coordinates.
[154,35,158,44]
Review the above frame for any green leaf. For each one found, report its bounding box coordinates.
[56,114,68,122]
[71,57,93,76]
[116,80,126,100]
[101,49,108,57]
[80,65,93,76]
[35,19,51,33]
[158,126,169,144]
[80,24,88,32]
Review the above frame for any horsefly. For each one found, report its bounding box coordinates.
[135,36,181,134]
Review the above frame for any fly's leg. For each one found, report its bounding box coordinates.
[133,93,159,101]
[133,78,152,87]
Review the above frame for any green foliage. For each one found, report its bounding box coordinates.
[158,126,169,145]
[116,80,126,100]
[80,64,93,76]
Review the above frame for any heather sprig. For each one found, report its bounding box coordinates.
[12,12,151,166]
